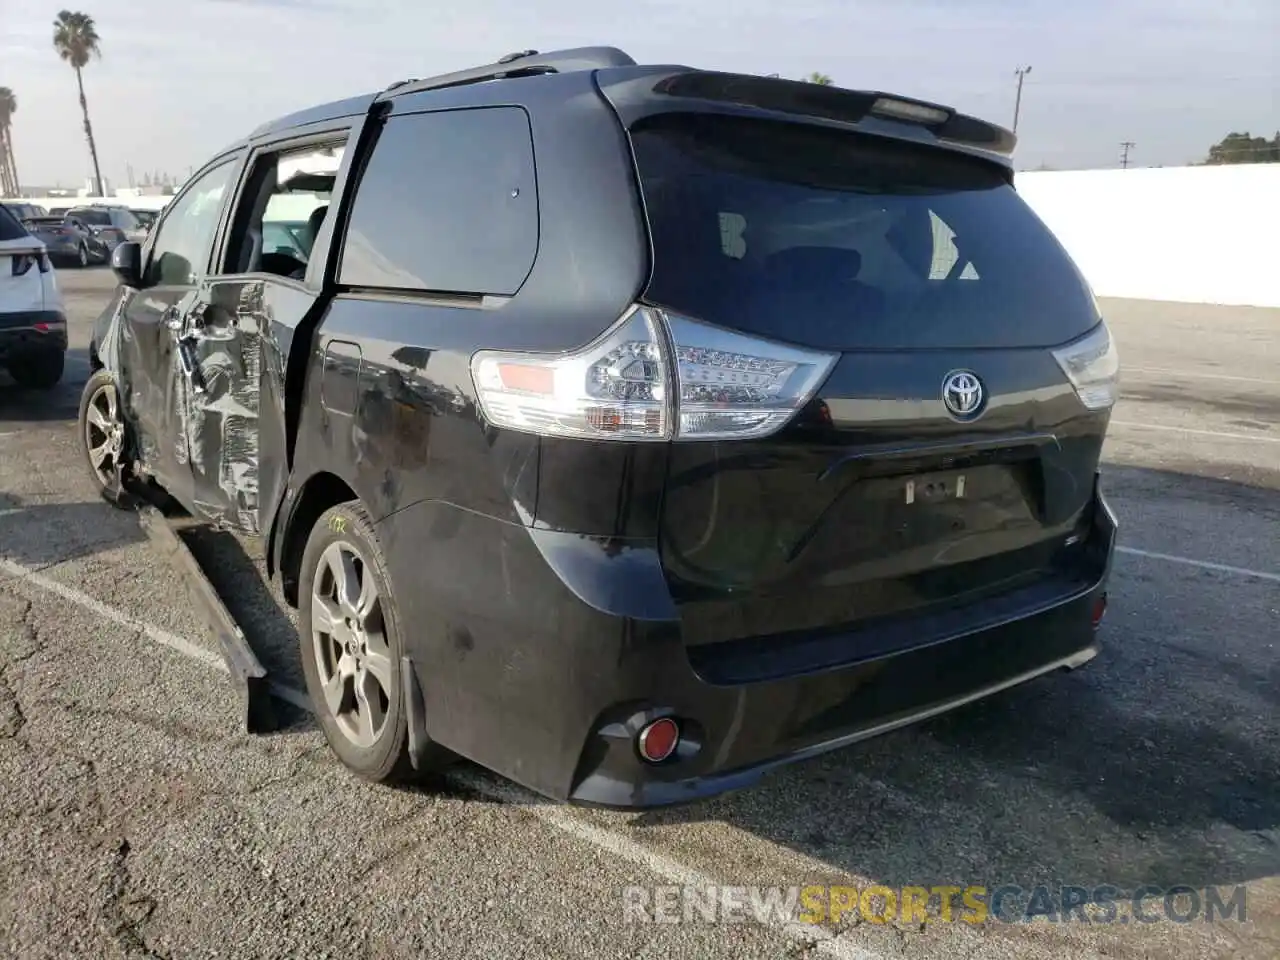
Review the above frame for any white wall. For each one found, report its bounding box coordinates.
[24,162,1280,308]
[23,194,174,212]
[1015,163,1280,308]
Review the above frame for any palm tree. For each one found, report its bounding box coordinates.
[0,87,19,196]
[805,72,833,85]
[53,10,105,197]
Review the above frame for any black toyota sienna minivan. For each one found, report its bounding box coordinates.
[86,47,1119,808]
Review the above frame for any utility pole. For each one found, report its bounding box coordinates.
[1013,65,1032,134]
[1120,141,1135,169]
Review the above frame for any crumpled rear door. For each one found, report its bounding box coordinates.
[173,277,266,533]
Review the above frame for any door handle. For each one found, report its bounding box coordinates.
[176,337,207,395]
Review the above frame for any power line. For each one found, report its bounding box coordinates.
[1013,65,1032,134]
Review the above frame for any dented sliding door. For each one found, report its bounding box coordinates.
[174,277,266,534]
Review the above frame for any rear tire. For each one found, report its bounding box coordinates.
[299,501,448,783]
[77,368,137,510]
[9,351,65,389]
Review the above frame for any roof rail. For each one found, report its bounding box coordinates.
[379,46,636,99]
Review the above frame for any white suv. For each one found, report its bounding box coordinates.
[0,203,67,388]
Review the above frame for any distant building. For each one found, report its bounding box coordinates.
[80,176,112,197]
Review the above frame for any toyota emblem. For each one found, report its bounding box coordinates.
[941,370,985,420]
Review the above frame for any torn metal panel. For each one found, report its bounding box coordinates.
[95,277,269,534]
[181,279,265,534]
[137,505,277,734]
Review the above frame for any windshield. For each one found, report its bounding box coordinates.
[631,112,1098,351]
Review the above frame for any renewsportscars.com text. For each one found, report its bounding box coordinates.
[621,883,1249,926]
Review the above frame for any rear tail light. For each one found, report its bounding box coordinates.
[871,96,950,126]
[1091,592,1107,629]
[13,253,52,275]
[471,305,838,441]
[1053,321,1120,411]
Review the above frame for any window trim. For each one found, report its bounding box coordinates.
[141,151,246,290]
[211,120,360,290]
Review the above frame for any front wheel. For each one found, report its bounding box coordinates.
[299,501,447,783]
[77,243,89,268]
[77,368,136,509]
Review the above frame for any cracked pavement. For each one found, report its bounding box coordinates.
[0,269,1276,959]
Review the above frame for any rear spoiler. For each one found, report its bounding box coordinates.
[644,71,1017,159]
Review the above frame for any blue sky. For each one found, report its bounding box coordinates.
[1,0,1276,187]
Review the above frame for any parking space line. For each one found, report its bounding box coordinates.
[1124,366,1280,386]
[0,552,882,960]
[1116,545,1280,584]
[0,557,228,671]
[1109,420,1280,444]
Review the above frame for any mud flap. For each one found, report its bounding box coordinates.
[401,656,430,770]
[137,505,277,734]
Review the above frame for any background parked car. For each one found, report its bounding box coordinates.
[1,201,49,220]
[21,215,111,267]
[63,204,149,250]
[0,203,66,388]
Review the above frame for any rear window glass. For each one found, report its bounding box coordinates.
[339,106,539,296]
[0,205,27,241]
[70,208,111,225]
[630,113,1096,351]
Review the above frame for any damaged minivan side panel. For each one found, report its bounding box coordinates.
[91,152,252,526]
[93,113,366,539]
[176,277,269,532]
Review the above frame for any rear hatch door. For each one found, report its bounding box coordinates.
[0,207,46,315]
[627,111,1110,671]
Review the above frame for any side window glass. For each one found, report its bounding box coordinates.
[339,107,538,295]
[220,139,345,279]
[146,160,238,287]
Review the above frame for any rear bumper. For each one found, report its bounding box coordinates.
[0,310,68,360]
[43,240,82,257]
[383,475,1117,810]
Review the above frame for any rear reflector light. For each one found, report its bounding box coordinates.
[1091,593,1107,629]
[471,305,837,441]
[871,96,950,125]
[637,717,680,763]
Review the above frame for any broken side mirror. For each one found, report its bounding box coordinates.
[111,241,143,288]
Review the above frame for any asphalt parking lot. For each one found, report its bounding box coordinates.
[1,268,1277,960]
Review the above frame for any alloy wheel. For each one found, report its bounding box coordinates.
[84,381,125,488]
[310,541,394,748]
[78,243,88,267]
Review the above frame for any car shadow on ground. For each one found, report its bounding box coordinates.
[0,492,148,568]
[0,346,92,424]
[48,453,1275,898]
[619,464,1280,896]
[177,523,315,733]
